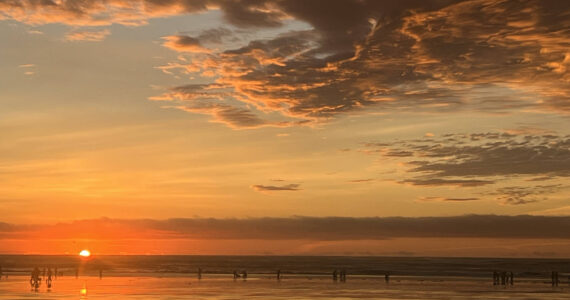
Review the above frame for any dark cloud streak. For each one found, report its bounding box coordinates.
[3,215,570,240]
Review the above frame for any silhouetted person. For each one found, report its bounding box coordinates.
[242,270,247,280]
[0,265,2,280]
[501,271,506,286]
[492,271,498,285]
[385,273,390,283]
[332,269,338,281]
[233,270,240,280]
[198,267,202,280]
[75,268,79,279]
[340,270,346,282]
[552,271,559,287]
[46,268,52,288]
[509,272,514,286]
[54,267,58,279]
[99,269,103,279]
[277,269,281,280]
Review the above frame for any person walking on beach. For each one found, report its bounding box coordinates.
[0,265,3,280]
[242,270,248,280]
[277,269,281,281]
[198,267,202,280]
[46,268,53,288]
[233,270,240,280]
[332,269,338,281]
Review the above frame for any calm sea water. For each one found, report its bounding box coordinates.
[0,256,569,299]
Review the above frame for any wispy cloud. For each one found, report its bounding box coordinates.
[252,183,301,192]
[363,131,570,204]
[65,29,110,42]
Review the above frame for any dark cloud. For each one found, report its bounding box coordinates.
[195,27,234,44]
[492,185,565,205]
[401,178,494,187]
[3,215,570,240]
[348,179,374,183]
[365,131,570,204]
[2,1,568,126]
[150,0,569,127]
[162,35,210,53]
[417,197,481,202]
[252,183,301,191]
[370,132,570,179]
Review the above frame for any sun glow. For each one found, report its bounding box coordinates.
[79,249,91,257]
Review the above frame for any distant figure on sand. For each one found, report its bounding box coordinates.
[277,269,281,280]
[99,269,103,279]
[552,271,559,287]
[0,265,3,280]
[54,267,58,279]
[198,268,202,280]
[233,270,240,279]
[332,270,338,281]
[46,268,52,288]
[242,270,248,280]
[75,268,79,279]
[385,273,390,283]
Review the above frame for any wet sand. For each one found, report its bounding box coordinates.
[1,275,569,299]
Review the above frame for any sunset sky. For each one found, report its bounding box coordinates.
[1,0,569,256]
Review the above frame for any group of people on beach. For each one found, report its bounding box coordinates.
[493,271,514,286]
[233,270,248,279]
[29,267,55,290]
[332,269,347,282]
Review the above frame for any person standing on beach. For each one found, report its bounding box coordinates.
[46,268,53,288]
[0,265,3,280]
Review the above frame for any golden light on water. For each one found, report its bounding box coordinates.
[79,249,91,257]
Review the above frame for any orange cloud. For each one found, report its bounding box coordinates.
[161,35,211,53]
[65,29,110,42]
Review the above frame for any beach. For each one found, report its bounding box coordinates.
[1,256,569,299]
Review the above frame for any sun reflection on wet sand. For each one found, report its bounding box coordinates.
[80,284,87,298]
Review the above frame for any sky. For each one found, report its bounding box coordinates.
[0,0,569,256]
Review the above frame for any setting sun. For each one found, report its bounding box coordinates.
[79,249,91,257]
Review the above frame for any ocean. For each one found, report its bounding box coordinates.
[0,255,569,299]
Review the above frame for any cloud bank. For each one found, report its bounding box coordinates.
[364,131,570,204]
[3,215,570,241]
